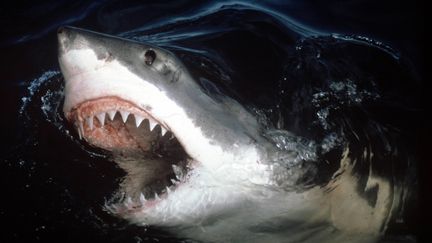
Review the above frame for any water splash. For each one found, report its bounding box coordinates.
[312,79,380,130]
[20,70,60,115]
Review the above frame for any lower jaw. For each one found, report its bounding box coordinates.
[105,159,187,217]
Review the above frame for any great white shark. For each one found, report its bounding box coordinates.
[58,26,397,243]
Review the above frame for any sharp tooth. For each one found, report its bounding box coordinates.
[139,193,146,204]
[79,121,85,136]
[172,165,185,180]
[107,110,116,120]
[172,164,182,176]
[161,127,168,136]
[166,186,171,194]
[120,110,130,123]
[76,122,82,139]
[96,113,106,127]
[148,119,157,131]
[86,117,94,130]
[170,179,177,184]
[77,128,82,139]
[154,193,160,200]
[124,196,133,207]
[134,114,144,127]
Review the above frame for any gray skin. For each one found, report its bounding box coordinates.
[58,27,392,243]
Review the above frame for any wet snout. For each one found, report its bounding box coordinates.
[57,26,75,55]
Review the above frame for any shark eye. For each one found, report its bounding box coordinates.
[144,49,156,66]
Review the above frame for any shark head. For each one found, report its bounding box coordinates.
[58,26,278,226]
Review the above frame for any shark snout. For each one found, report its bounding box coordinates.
[57,26,93,55]
[57,26,109,80]
[57,26,74,55]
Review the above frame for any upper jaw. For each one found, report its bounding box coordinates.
[62,66,180,128]
[66,96,171,140]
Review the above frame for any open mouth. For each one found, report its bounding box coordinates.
[65,96,191,214]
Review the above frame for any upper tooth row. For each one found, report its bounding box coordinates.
[78,110,168,135]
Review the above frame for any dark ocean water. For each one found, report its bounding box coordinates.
[0,1,425,242]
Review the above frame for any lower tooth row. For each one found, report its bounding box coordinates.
[118,188,173,208]
[76,110,169,137]
[105,182,178,213]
